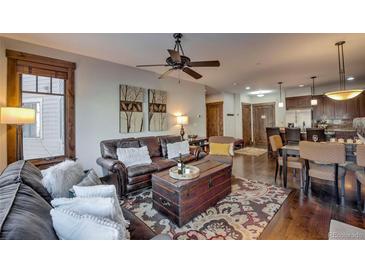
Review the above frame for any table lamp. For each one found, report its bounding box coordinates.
[0,107,36,161]
[177,115,189,139]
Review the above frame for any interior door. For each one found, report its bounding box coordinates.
[242,103,252,145]
[206,102,223,137]
[253,103,275,145]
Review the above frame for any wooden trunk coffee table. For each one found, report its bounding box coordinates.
[151,159,232,227]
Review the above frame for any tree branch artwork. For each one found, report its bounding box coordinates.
[148,89,168,131]
[119,84,145,133]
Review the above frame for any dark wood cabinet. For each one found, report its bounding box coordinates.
[312,95,324,121]
[286,96,311,110]
[323,96,335,119]
[289,93,364,121]
[334,99,347,119]
[359,93,365,117]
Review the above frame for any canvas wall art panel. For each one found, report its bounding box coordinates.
[119,84,145,133]
[148,89,168,131]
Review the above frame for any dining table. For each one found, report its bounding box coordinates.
[282,142,359,188]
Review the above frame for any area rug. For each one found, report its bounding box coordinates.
[235,147,267,156]
[121,177,291,240]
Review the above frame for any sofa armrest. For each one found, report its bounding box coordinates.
[97,158,128,197]
[189,145,201,160]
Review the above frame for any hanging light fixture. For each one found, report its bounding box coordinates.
[278,81,284,108]
[325,41,363,101]
[310,76,318,106]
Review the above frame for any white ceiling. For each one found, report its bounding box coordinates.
[2,33,365,94]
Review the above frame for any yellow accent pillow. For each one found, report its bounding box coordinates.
[209,143,231,156]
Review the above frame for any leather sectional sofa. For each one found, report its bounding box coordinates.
[0,160,162,240]
[97,135,202,197]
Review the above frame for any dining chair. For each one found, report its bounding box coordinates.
[266,127,281,158]
[355,144,365,211]
[285,127,301,145]
[299,141,346,204]
[306,128,326,142]
[269,135,305,187]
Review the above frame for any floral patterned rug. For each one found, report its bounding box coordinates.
[121,177,291,240]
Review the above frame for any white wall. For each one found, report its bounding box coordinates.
[0,37,207,174]
[206,92,241,138]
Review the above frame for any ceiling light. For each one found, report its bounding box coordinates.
[245,86,251,90]
[233,82,238,86]
[347,76,355,81]
[299,84,305,87]
[325,41,363,101]
[257,94,264,97]
[278,81,284,108]
[310,76,318,106]
[249,90,272,95]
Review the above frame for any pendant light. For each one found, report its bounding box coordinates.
[325,41,363,101]
[310,76,318,106]
[278,81,284,108]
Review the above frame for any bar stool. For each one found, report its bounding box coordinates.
[355,145,365,211]
[306,128,326,142]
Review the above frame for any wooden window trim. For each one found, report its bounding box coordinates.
[6,49,76,168]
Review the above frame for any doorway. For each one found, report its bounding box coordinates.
[252,103,275,145]
[206,102,223,137]
[242,103,252,146]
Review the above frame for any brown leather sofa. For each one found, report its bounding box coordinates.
[0,160,165,240]
[96,135,201,196]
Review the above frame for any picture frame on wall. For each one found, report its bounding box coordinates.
[119,84,145,133]
[148,89,168,131]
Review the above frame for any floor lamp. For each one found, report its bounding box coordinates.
[0,107,36,161]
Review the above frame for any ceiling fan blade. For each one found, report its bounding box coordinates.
[189,60,220,67]
[158,68,175,79]
[136,64,168,67]
[168,49,181,63]
[183,67,202,79]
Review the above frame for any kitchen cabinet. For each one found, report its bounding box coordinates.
[334,99,347,119]
[323,96,335,119]
[346,97,360,119]
[285,96,311,110]
[359,93,365,117]
[312,95,324,121]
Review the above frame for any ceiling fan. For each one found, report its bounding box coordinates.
[136,33,220,80]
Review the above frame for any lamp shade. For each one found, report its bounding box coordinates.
[0,107,36,125]
[177,115,189,125]
[324,89,363,101]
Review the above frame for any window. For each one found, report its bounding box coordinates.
[23,100,42,138]
[6,49,76,167]
[21,74,65,160]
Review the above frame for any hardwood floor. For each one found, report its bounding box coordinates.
[232,151,365,239]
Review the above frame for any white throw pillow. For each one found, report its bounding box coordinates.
[167,141,190,159]
[116,146,152,167]
[50,208,124,240]
[51,196,129,239]
[77,169,102,187]
[42,160,85,198]
[73,185,129,228]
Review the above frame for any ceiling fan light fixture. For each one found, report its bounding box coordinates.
[325,41,363,101]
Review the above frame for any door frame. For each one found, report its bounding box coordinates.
[241,103,252,146]
[206,101,224,137]
[252,102,276,145]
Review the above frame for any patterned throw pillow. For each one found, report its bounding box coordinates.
[51,196,129,239]
[116,146,152,167]
[50,208,124,240]
[166,141,190,159]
